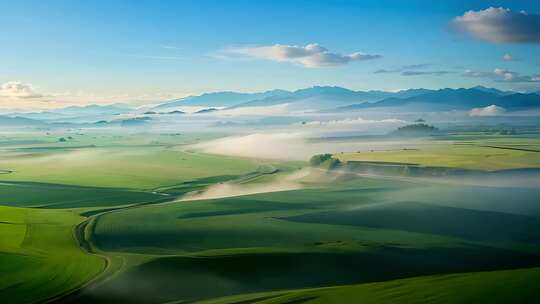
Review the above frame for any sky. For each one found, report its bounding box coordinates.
[1,0,540,110]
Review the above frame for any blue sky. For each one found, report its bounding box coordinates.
[1,0,539,108]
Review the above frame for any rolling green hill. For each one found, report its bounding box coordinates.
[67,173,540,303]
[199,267,540,304]
[0,206,105,304]
[2,132,540,304]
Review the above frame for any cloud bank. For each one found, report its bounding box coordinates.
[0,81,43,99]
[374,64,449,77]
[502,53,514,61]
[463,68,540,83]
[299,117,405,126]
[191,129,419,161]
[374,64,431,74]
[231,43,381,67]
[401,71,451,76]
[453,7,540,43]
[469,104,506,116]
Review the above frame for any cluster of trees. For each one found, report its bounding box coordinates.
[309,153,342,169]
[392,123,438,136]
[397,123,438,132]
[58,136,73,142]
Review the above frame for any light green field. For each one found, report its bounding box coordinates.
[0,147,260,189]
[0,206,105,304]
[336,136,540,171]
[0,133,260,189]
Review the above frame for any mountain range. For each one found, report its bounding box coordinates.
[154,85,539,112]
[153,90,290,109]
[2,86,539,127]
[152,86,438,112]
[338,88,540,112]
[5,104,133,123]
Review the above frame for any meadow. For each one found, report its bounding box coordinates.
[1,132,540,303]
[0,132,259,190]
[67,175,540,303]
[335,134,540,171]
[199,267,540,304]
[0,206,105,303]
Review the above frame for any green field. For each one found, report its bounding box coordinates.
[1,132,540,303]
[0,181,166,208]
[62,174,540,303]
[336,135,540,171]
[200,267,540,304]
[0,132,260,189]
[0,147,260,189]
[0,206,105,304]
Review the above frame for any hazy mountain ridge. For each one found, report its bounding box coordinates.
[8,104,133,121]
[337,88,540,112]
[54,103,133,115]
[0,115,46,126]
[4,86,539,126]
[226,86,436,110]
[151,86,536,113]
[153,89,291,109]
[229,86,394,110]
[153,86,433,112]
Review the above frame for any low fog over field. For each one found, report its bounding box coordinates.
[191,132,427,161]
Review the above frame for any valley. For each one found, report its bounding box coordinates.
[2,131,540,303]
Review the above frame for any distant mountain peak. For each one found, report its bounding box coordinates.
[294,85,355,94]
[153,89,292,109]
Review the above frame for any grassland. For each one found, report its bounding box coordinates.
[66,171,540,303]
[0,206,105,304]
[0,132,260,189]
[0,147,260,189]
[336,135,540,171]
[200,267,540,304]
[2,132,540,304]
[0,132,270,303]
[0,181,166,208]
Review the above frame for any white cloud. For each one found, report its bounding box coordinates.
[463,68,540,83]
[401,70,451,76]
[374,64,450,77]
[231,43,381,67]
[463,69,487,77]
[0,81,42,99]
[374,63,431,74]
[453,7,540,43]
[469,105,506,116]
[502,53,513,61]
[494,68,514,81]
[293,117,407,134]
[299,117,405,126]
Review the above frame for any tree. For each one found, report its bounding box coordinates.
[310,154,341,169]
